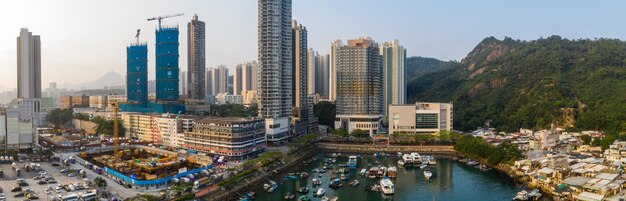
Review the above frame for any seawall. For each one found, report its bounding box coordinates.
[316,143,456,154]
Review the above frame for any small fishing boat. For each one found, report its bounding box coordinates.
[368,167,379,179]
[387,166,397,178]
[348,155,358,169]
[423,169,433,181]
[397,160,405,167]
[512,190,528,201]
[321,197,330,201]
[315,188,326,197]
[312,178,322,186]
[264,180,279,193]
[329,178,343,189]
[300,172,309,179]
[349,179,360,186]
[377,167,387,178]
[365,184,380,192]
[297,187,309,194]
[297,195,310,201]
[360,169,367,176]
[380,177,395,195]
[340,174,348,181]
[419,164,427,169]
[397,152,403,158]
[284,192,295,200]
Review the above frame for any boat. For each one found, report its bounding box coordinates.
[348,155,358,169]
[401,154,414,167]
[323,165,328,169]
[315,188,325,197]
[264,180,279,192]
[397,152,403,158]
[387,166,397,178]
[397,160,405,167]
[297,187,309,194]
[330,197,338,201]
[411,152,423,164]
[340,174,348,181]
[423,169,433,181]
[419,164,427,169]
[365,184,380,192]
[377,167,387,178]
[321,197,330,201]
[379,177,395,195]
[284,192,295,200]
[528,189,542,200]
[512,190,528,200]
[331,153,338,158]
[360,169,367,176]
[368,167,379,178]
[312,178,322,186]
[329,178,343,189]
[300,172,309,179]
[349,179,360,186]
[297,195,310,201]
[332,159,336,163]
[283,175,298,180]
[428,158,437,165]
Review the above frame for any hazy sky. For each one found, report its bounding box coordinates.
[1,0,624,90]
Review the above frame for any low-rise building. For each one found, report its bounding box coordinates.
[241,90,257,106]
[215,93,243,105]
[184,117,265,160]
[388,102,453,134]
[121,113,197,147]
[89,95,108,109]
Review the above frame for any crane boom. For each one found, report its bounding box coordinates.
[147,13,184,29]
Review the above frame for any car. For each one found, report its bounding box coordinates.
[51,163,60,167]
[67,173,76,177]
[47,180,57,184]
[37,181,47,185]
[54,188,61,193]
[17,182,28,187]
[10,187,21,192]
[13,192,24,197]
[0,196,5,201]
[43,190,50,194]
[32,176,40,180]
[59,169,68,173]
[38,171,46,175]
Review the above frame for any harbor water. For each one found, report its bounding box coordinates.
[253,154,523,201]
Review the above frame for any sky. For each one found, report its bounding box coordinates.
[0,0,625,90]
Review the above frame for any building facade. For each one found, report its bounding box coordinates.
[388,102,453,134]
[187,14,206,100]
[328,40,343,102]
[89,95,108,109]
[126,43,149,107]
[316,53,330,96]
[242,90,258,106]
[258,0,293,145]
[242,61,258,92]
[215,93,243,105]
[17,28,42,99]
[184,117,266,160]
[121,113,196,148]
[207,66,229,95]
[155,26,180,103]
[334,37,383,136]
[307,48,317,95]
[291,20,308,125]
[233,64,243,95]
[380,39,406,118]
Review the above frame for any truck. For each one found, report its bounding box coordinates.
[181,177,191,183]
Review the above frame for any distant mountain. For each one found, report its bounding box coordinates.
[408,36,626,134]
[60,71,124,89]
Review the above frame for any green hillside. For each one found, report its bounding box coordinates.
[407,36,626,134]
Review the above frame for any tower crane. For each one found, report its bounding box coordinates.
[147,13,184,29]
[111,101,119,157]
[135,29,141,44]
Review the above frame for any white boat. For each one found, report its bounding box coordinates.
[379,177,395,195]
[321,196,330,201]
[423,169,433,181]
[315,188,325,197]
[397,152,403,158]
[397,160,405,167]
[264,180,279,192]
[411,152,423,164]
[419,164,427,169]
[368,167,379,179]
[387,166,397,178]
[428,159,437,165]
[312,178,322,185]
[350,179,360,186]
[512,190,528,200]
[401,154,413,166]
[378,167,387,178]
[360,168,367,176]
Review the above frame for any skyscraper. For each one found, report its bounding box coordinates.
[258,0,292,145]
[179,70,187,96]
[307,48,317,95]
[329,40,343,102]
[17,28,41,99]
[292,20,308,125]
[233,64,243,95]
[126,43,149,107]
[206,69,213,96]
[316,54,329,96]
[242,61,258,91]
[155,26,180,102]
[381,39,406,117]
[335,37,383,136]
[187,14,206,100]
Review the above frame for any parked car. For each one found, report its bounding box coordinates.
[37,181,46,185]
[68,173,76,177]
[10,187,21,192]
[13,192,24,197]
[47,180,57,184]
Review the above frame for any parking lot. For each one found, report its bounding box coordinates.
[0,161,96,200]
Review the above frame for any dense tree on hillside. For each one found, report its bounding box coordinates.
[314,101,336,127]
[408,36,626,136]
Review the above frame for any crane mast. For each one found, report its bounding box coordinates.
[147,13,184,29]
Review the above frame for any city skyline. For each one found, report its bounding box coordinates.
[3,0,625,90]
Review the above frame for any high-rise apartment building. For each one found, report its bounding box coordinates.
[205,69,213,96]
[17,28,41,99]
[126,43,149,107]
[233,64,243,95]
[381,39,406,117]
[258,0,292,145]
[207,66,229,95]
[242,61,258,92]
[329,40,343,102]
[155,26,180,103]
[334,37,383,136]
[179,70,187,96]
[316,54,330,96]
[307,48,317,95]
[187,14,206,100]
[292,20,308,124]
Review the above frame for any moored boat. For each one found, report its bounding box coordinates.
[349,179,360,186]
[284,192,295,200]
[312,178,322,186]
[297,195,310,201]
[387,166,397,178]
[378,167,387,178]
[360,168,367,176]
[348,155,358,169]
[397,160,405,167]
[423,169,433,181]
[368,167,379,178]
[315,188,325,197]
[512,190,528,200]
[329,178,343,189]
[379,177,395,195]
[297,187,309,193]
[264,180,279,193]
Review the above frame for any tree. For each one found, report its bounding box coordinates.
[94,176,107,188]
[93,116,125,137]
[351,129,369,138]
[591,138,602,147]
[46,108,73,128]
[581,135,592,145]
[313,101,336,127]
[330,129,348,137]
[600,135,616,150]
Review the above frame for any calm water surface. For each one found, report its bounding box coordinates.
[253,154,522,201]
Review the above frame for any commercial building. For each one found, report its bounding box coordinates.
[334,37,383,136]
[380,39,406,118]
[126,43,149,107]
[184,117,266,160]
[17,28,42,99]
[155,26,180,103]
[215,93,243,105]
[328,40,343,102]
[388,102,453,134]
[291,20,309,130]
[0,105,37,150]
[258,0,293,145]
[187,14,206,100]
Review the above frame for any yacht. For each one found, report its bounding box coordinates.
[315,188,325,197]
[423,168,433,181]
[387,166,397,178]
[379,177,395,195]
[348,155,358,169]
[411,152,423,164]
[401,154,414,167]
[360,168,367,176]
[397,160,405,167]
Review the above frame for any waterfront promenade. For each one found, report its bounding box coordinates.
[316,143,455,153]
